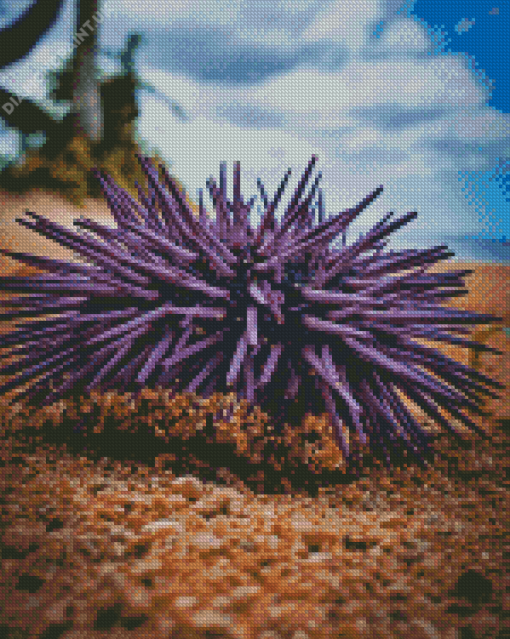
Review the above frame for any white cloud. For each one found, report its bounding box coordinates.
[137,95,319,211]
[131,0,507,244]
[104,0,241,29]
[453,108,510,143]
[376,17,430,54]
[245,68,354,114]
[238,54,488,127]
[233,27,296,52]
[301,0,382,54]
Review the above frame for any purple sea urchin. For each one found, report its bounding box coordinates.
[0,154,504,468]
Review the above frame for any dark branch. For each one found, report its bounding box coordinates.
[0,87,58,134]
[0,0,66,69]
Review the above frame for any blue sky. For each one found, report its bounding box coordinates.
[0,0,509,244]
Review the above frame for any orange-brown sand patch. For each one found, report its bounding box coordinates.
[0,194,508,639]
[428,260,510,325]
[0,190,115,265]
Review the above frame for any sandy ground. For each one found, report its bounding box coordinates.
[427,260,510,326]
[0,190,116,265]
[0,190,509,639]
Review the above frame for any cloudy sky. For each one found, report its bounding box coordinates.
[0,0,509,252]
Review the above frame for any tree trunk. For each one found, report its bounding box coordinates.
[70,0,103,143]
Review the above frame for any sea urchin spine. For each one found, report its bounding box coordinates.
[0,154,504,468]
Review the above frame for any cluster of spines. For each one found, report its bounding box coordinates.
[0,153,504,469]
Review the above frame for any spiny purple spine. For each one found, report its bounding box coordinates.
[0,154,504,469]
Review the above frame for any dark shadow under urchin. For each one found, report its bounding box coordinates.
[0,153,505,474]
[0,389,369,496]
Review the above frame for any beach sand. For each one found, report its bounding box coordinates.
[0,192,509,638]
[427,260,510,325]
[0,189,116,265]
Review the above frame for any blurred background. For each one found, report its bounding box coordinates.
[0,0,508,262]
